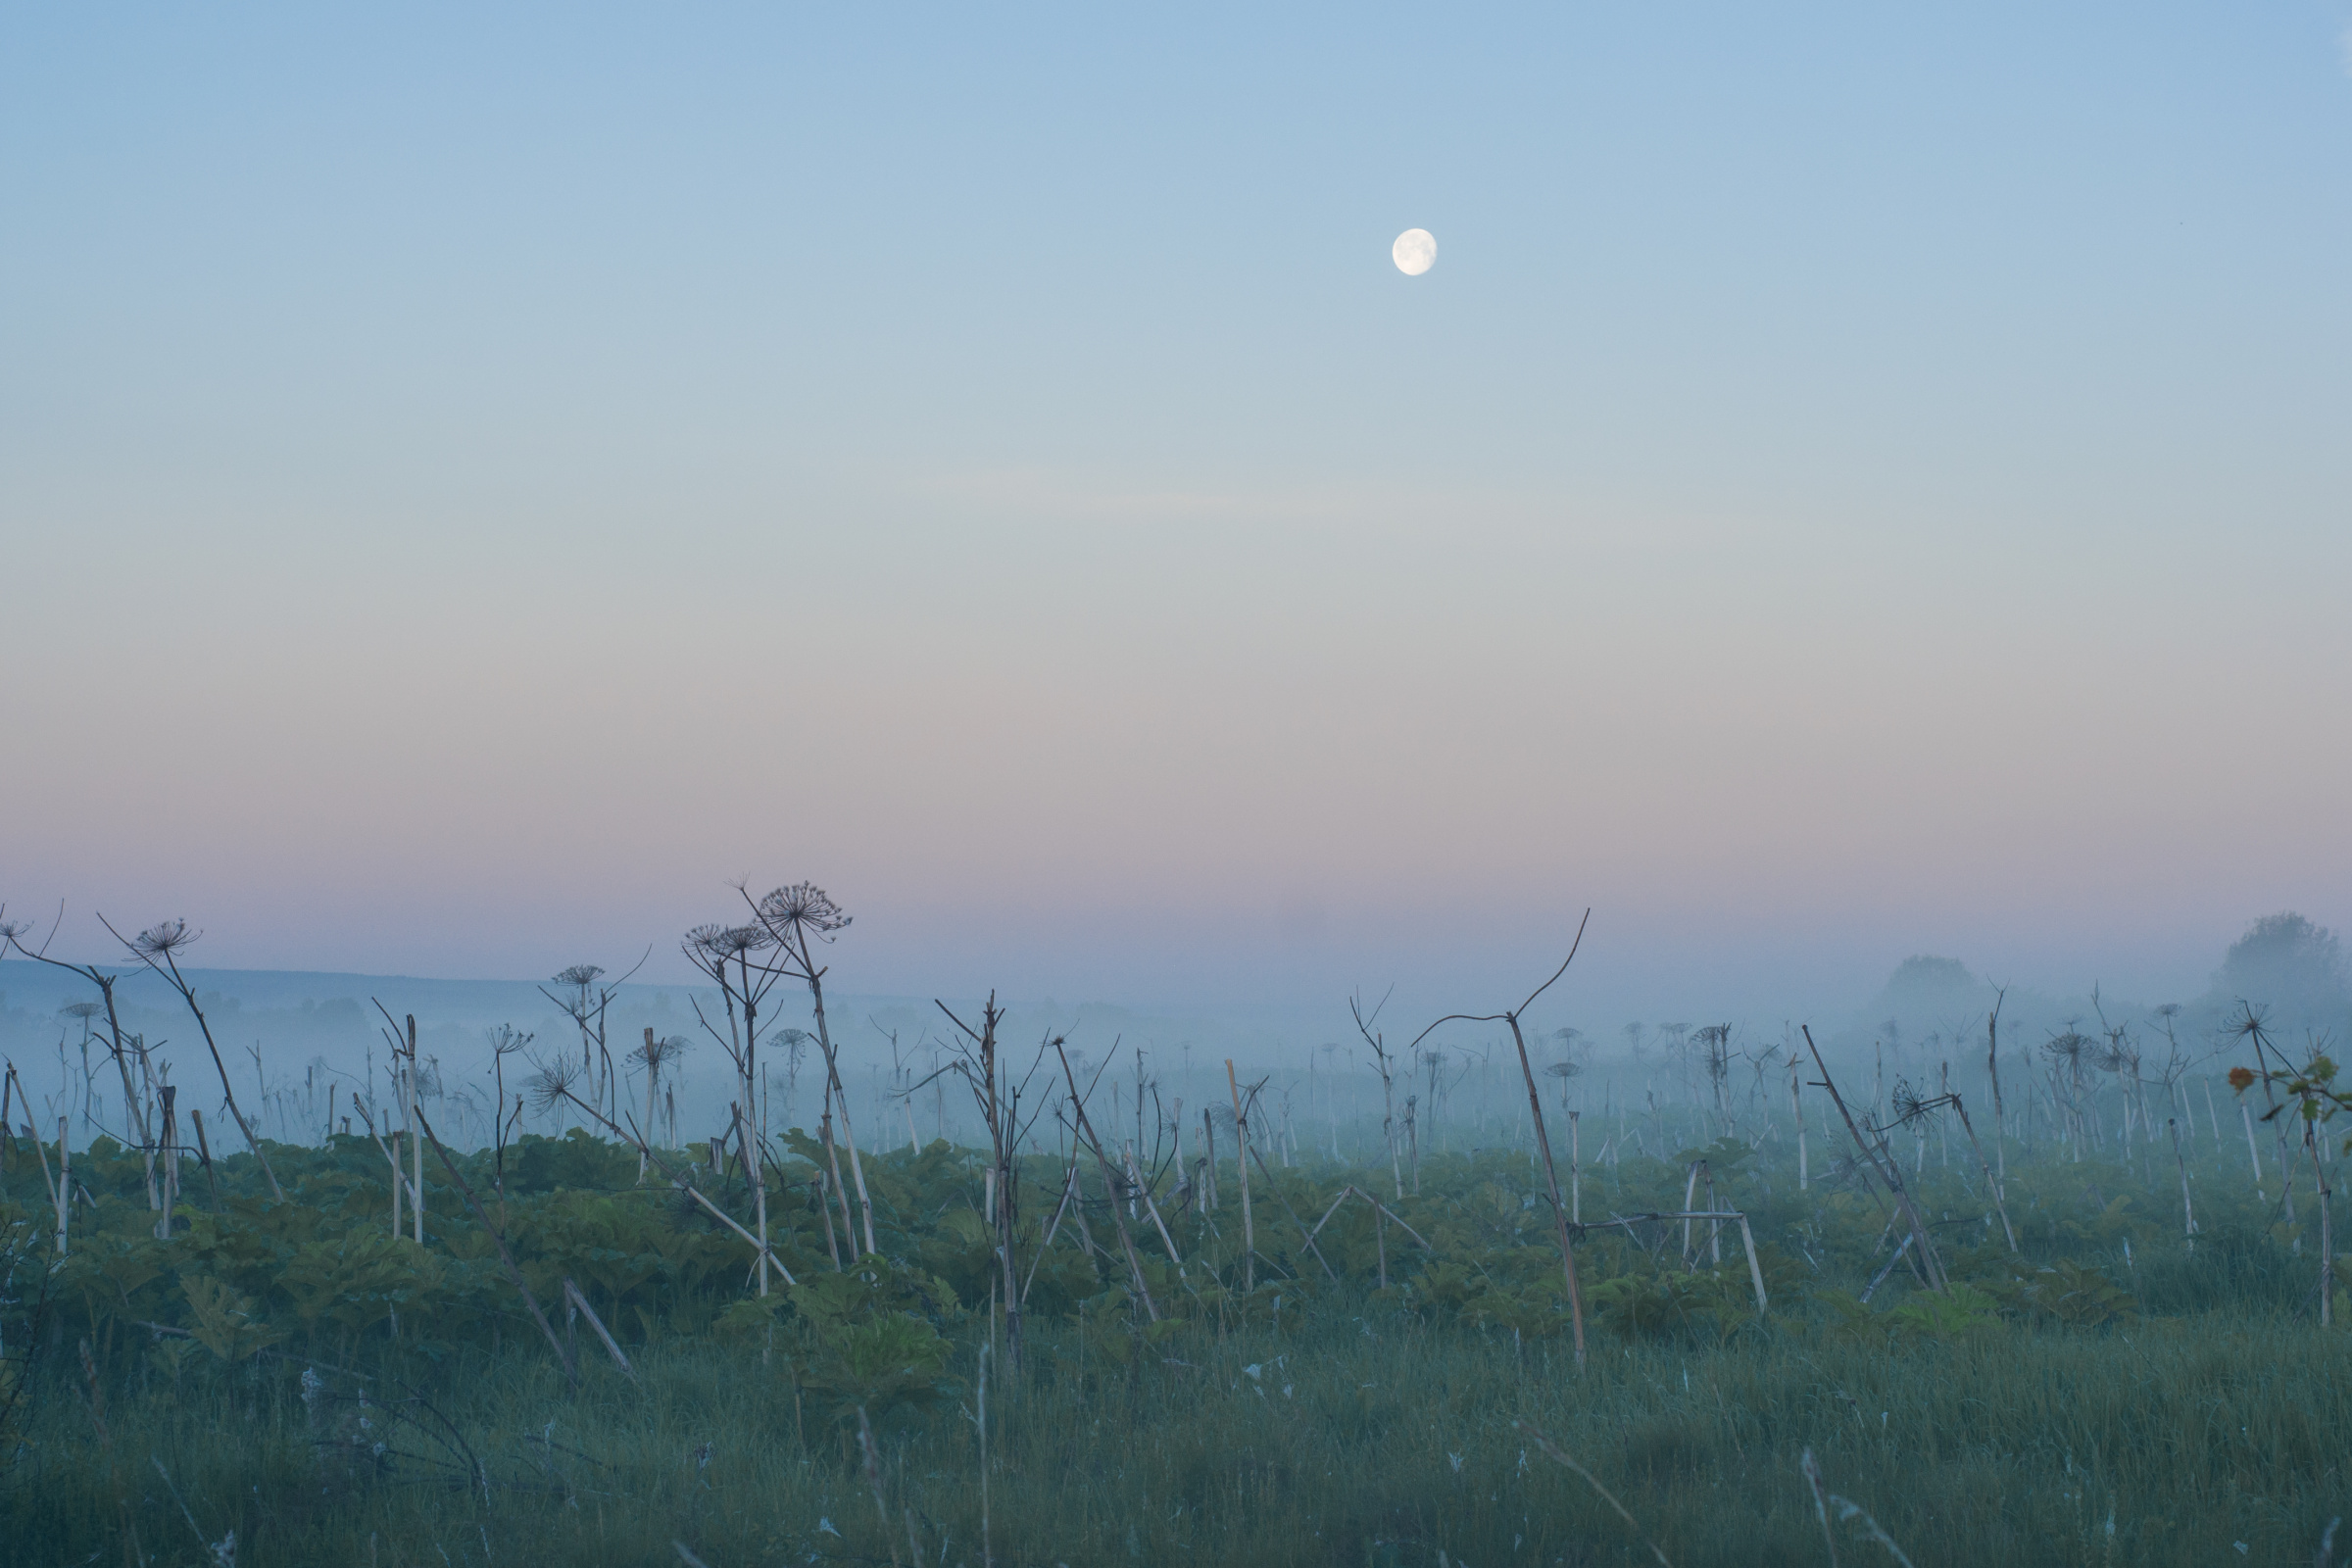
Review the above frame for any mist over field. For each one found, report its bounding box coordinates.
[6,4,2352,1563]
[5,909,2344,1155]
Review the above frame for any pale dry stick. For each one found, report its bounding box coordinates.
[554,1088,799,1286]
[1053,1042,1160,1322]
[1735,1213,1769,1315]
[1827,1493,1919,1568]
[5,1066,37,1167]
[1515,1420,1672,1568]
[641,1028,661,1181]
[1021,1167,1079,1303]
[1302,1184,1436,1254]
[1305,1186,1352,1246]
[56,1118,70,1255]
[1200,1109,1218,1210]
[1569,1110,1581,1224]
[1681,1163,1701,1263]
[1800,1448,1838,1568]
[923,997,1039,1368]
[0,933,159,1174]
[828,1076,878,1258]
[1062,1167,1109,1279]
[562,1277,640,1386]
[975,1339,993,1568]
[2243,1101,2268,1200]
[2307,1122,2333,1327]
[154,1086,177,1241]
[1859,1233,1915,1304]
[1947,1092,2018,1253]
[1409,916,1594,1364]
[814,1165,843,1269]
[1228,1060,1255,1292]
[1804,1027,1945,1292]
[405,1014,423,1244]
[364,1006,410,1234]
[819,1110,858,1264]
[1791,1055,1809,1190]
[354,1101,422,1220]
[730,1102,771,1297]
[151,1456,221,1562]
[1354,1187,1435,1252]
[2169,1118,2197,1239]
[1132,1159,1189,1279]
[1349,993,1408,1200]
[188,1108,221,1210]
[855,1407,904,1568]
[389,1096,403,1239]
[1985,987,2007,1188]
[24,1105,62,1255]
[412,1105,576,1387]
[1247,1143,1339,1281]
[1577,1210,1767,1314]
[744,885,877,1255]
[673,1544,713,1568]
[109,916,282,1200]
[2241,1010,2304,1222]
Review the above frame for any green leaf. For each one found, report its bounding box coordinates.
[181,1273,287,1361]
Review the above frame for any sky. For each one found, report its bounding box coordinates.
[3,4,2349,1024]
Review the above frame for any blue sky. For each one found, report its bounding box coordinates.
[4,4,2349,1018]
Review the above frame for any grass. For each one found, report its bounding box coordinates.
[7,1269,2351,1565]
[5,1096,2351,1565]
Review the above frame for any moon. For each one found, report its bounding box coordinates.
[1392,228,1436,276]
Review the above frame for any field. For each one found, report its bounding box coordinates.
[5,1007,2351,1568]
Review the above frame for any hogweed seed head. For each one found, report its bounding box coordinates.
[132,919,197,959]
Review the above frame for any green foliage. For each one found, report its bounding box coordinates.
[5,1088,2352,1566]
[1881,1281,2003,1338]
[778,1255,961,1421]
[180,1273,286,1361]
[1590,1268,1717,1341]
[797,1310,956,1420]
[1984,1258,2139,1327]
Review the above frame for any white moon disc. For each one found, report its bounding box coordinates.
[1392,227,1436,275]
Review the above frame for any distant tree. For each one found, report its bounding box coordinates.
[2217,913,2349,1018]
[1886,956,1976,993]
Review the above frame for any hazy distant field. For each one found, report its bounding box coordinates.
[7,1009,2349,1567]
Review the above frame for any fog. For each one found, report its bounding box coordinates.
[6,910,2340,1161]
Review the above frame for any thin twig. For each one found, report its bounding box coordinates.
[1515,1420,1672,1568]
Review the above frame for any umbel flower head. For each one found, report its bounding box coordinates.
[2042,1031,2091,1069]
[133,919,197,959]
[633,1033,690,1071]
[757,883,851,940]
[528,1054,584,1112]
[684,923,770,965]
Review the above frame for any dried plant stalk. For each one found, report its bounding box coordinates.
[1516,1420,1672,1567]
[1228,1060,1255,1291]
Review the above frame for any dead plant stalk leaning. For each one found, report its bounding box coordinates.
[1405,911,1593,1367]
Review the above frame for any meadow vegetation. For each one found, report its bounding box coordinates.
[5,1071,2351,1565]
[4,901,2350,1565]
